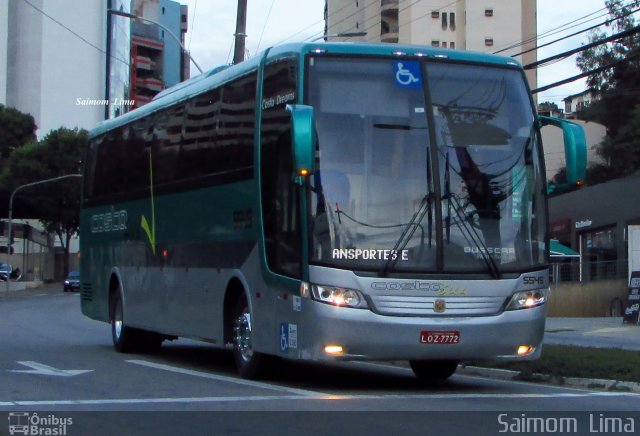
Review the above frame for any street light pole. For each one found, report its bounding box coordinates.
[108,9,204,74]
[5,174,82,294]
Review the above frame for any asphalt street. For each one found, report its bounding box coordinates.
[1,285,639,435]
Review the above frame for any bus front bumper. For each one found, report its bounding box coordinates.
[292,300,546,363]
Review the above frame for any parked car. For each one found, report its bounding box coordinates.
[64,271,80,292]
[0,263,11,281]
[0,263,20,281]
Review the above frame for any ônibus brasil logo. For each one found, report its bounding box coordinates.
[8,412,73,436]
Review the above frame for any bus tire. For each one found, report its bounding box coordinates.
[111,285,142,353]
[232,294,271,379]
[111,287,164,353]
[409,360,458,382]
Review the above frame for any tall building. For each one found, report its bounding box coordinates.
[108,0,188,114]
[0,0,107,137]
[325,0,537,90]
[0,0,188,136]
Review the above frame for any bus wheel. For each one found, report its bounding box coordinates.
[232,294,269,379]
[111,287,163,353]
[111,286,140,353]
[409,360,458,382]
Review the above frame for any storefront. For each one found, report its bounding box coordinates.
[548,174,640,282]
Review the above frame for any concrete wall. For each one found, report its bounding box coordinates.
[547,280,628,317]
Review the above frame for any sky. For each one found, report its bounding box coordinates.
[178,0,611,106]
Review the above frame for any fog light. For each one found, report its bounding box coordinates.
[517,345,535,356]
[324,345,344,356]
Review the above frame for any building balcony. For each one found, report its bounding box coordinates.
[381,0,399,10]
[381,32,399,43]
[381,20,399,43]
[381,0,399,17]
[133,94,152,108]
[134,55,156,71]
[132,36,164,51]
[136,77,163,92]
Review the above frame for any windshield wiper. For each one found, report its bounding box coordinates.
[379,192,432,277]
[447,194,501,279]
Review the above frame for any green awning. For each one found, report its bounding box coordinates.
[550,239,580,257]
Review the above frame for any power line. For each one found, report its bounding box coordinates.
[187,0,197,50]
[256,0,277,52]
[510,7,640,58]
[19,0,129,68]
[524,25,640,70]
[532,52,640,94]
[493,6,612,55]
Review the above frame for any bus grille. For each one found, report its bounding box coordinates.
[81,283,93,302]
[369,295,506,316]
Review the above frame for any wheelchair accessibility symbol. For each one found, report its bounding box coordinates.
[279,322,298,353]
[394,61,422,88]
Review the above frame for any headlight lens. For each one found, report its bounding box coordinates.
[311,285,369,309]
[506,288,549,310]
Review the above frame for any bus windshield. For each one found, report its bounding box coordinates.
[307,56,547,275]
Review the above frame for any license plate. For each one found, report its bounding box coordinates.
[420,331,460,344]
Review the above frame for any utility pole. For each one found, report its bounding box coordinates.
[233,0,248,64]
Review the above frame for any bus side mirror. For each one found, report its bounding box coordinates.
[286,104,316,183]
[539,116,587,194]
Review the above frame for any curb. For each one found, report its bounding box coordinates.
[458,365,640,394]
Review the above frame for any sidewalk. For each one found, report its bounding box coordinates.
[545,317,640,351]
[0,281,63,299]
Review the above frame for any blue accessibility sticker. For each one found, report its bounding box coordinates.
[393,61,422,89]
[279,323,298,353]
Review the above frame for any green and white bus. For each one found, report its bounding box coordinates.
[80,42,586,380]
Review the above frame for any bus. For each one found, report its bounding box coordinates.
[80,42,586,381]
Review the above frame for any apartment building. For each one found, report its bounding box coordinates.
[0,0,106,136]
[0,0,188,135]
[108,0,188,115]
[325,0,537,90]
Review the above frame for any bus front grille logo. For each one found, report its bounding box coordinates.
[434,300,446,313]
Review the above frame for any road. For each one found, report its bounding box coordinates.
[1,291,639,435]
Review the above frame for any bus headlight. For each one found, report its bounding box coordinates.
[311,285,369,309]
[506,288,549,310]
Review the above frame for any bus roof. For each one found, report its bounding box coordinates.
[90,42,523,138]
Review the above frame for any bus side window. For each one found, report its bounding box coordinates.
[261,59,301,278]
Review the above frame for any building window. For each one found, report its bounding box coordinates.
[579,226,619,281]
[442,41,447,48]
[450,12,456,30]
[485,8,493,17]
[442,12,448,29]
[431,40,440,47]
[431,10,440,18]
[450,41,455,49]
[485,37,494,46]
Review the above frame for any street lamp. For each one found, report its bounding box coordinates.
[5,174,82,293]
[108,9,204,74]
[312,32,368,42]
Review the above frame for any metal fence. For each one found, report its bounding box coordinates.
[550,259,629,284]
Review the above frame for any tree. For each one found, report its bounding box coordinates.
[0,128,86,277]
[0,104,37,161]
[576,0,640,182]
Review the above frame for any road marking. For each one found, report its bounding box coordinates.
[1,391,638,408]
[8,361,93,377]
[126,359,323,397]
